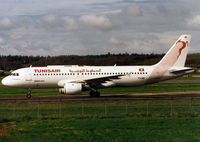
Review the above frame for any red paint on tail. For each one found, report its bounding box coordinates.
[176,40,188,59]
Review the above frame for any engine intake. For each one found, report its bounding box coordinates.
[59,83,82,94]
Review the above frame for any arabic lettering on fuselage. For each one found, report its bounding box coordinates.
[69,69,102,73]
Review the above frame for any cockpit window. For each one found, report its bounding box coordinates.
[10,73,19,76]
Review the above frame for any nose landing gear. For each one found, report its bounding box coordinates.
[26,88,32,99]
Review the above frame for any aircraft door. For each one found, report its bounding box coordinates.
[25,69,32,82]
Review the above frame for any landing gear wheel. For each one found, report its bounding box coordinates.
[95,91,100,97]
[89,91,94,97]
[89,90,100,97]
[26,88,32,99]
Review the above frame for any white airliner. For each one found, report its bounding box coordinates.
[1,35,194,98]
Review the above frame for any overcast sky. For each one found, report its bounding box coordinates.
[0,0,199,56]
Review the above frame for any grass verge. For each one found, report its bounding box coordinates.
[0,96,199,141]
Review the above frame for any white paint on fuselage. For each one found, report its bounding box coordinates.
[1,65,176,89]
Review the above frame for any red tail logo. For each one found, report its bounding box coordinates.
[176,40,188,59]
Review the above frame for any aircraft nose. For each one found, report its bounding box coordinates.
[1,77,9,86]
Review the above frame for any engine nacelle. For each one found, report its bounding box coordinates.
[59,83,82,94]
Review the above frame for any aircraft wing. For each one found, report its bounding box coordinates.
[58,74,124,88]
[83,75,123,87]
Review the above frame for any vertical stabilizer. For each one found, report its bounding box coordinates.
[156,35,191,68]
[148,35,192,83]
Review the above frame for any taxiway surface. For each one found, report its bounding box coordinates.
[0,91,200,103]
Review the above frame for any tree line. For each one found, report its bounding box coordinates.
[0,53,199,71]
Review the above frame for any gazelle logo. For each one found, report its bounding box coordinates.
[176,40,188,59]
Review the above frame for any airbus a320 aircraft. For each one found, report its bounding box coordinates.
[2,35,194,98]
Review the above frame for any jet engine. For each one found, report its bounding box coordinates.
[59,83,82,94]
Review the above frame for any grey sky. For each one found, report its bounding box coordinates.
[0,0,199,56]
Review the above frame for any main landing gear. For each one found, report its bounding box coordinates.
[26,88,32,99]
[89,88,100,97]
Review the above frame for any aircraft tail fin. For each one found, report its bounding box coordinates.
[156,34,191,68]
[148,35,192,83]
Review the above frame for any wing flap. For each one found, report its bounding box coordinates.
[83,75,123,87]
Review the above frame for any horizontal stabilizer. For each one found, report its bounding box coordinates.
[169,67,194,74]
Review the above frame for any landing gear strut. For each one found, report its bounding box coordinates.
[89,89,100,97]
[26,88,32,99]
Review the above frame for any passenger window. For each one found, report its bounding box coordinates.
[11,73,19,76]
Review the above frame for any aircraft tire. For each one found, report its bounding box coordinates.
[26,94,31,99]
[95,91,100,97]
[89,90,95,97]
[26,88,32,99]
[89,90,100,97]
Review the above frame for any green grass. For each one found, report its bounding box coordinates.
[1,117,200,142]
[189,72,200,75]
[0,100,198,119]
[0,74,200,141]
[97,83,200,94]
[173,77,200,80]
[0,100,200,142]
